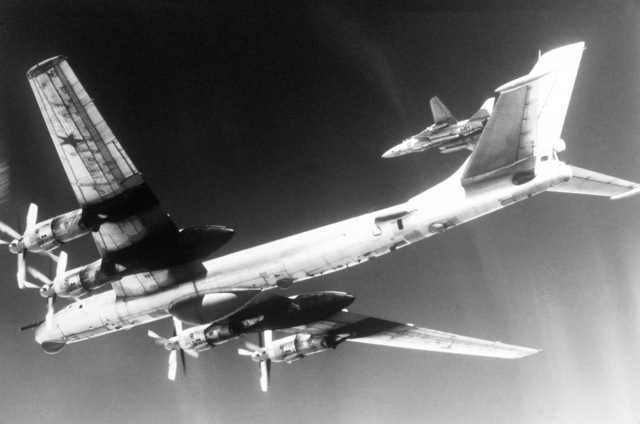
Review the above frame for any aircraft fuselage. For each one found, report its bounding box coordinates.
[383,119,487,158]
[36,158,573,350]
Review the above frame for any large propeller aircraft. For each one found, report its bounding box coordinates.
[4,42,640,390]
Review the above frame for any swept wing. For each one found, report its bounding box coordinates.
[283,310,538,359]
[27,56,179,261]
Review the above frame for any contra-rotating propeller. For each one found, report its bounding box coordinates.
[0,203,59,289]
[23,251,67,330]
[148,317,199,380]
[238,330,272,392]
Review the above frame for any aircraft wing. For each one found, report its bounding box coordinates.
[461,42,584,185]
[283,311,538,359]
[548,165,640,199]
[27,56,180,262]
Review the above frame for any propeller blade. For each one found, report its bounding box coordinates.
[168,350,177,381]
[26,203,38,230]
[0,239,9,245]
[23,281,40,290]
[263,330,273,346]
[150,321,195,380]
[172,317,183,335]
[41,250,60,262]
[16,252,26,289]
[148,330,163,340]
[147,330,168,343]
[238,348,254,356]
[27,266,52,286]
[56,251,67,277]
[245,341,260,352]
[180,348,187,376]
[260,360,270,392]
[259,331,272,392]
[45,296,55,331]
[0,221,20,239]
[184,349,199,359]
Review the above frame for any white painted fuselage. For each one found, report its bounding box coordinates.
[36,158,573,346]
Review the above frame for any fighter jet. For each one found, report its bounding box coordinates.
[382,96,494,158]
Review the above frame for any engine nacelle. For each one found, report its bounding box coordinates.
[204,322,246,346]
[264,333,338,363]
[162,322,245,352]
[174,325,208,351]
[48,259,112,298]
[10,208,98,254]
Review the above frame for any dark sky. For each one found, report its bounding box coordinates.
[1,1,640,423]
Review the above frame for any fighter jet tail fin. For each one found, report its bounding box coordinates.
[430,96,457,125]
[469,97,494,122]
[548,165,640,200]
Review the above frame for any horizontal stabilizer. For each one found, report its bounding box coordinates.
[469,97,495,122]
[548,165,640,199]
[494,69,553,94]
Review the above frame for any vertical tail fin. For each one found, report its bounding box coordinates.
[461,43,585,186]
[429,96,457,125]
[529,42,584,158]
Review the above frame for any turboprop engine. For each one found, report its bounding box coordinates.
[37,259,114,299]
[247,333,344,363]
[8,207,101,255]
[150,291,355,366]
[148,292,355,383]
[154,321,255,354]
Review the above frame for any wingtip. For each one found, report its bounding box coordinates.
[610,186,640,200]
[27,55,68,78]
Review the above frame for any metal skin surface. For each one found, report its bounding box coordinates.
[382,119,485,158]
[263,333,337,363]
[9,208,89,254]
[28,42,640,357]
[381,97,494,158]
[35,158,573,348]
[158,292,356,353]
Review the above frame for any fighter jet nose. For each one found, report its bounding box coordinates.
[382,149,395,159]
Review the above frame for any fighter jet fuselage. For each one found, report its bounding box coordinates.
[382,96,494,158]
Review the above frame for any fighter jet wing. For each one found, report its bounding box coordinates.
[27,56,179,262]
[283,311,538,359]
[461,43,584,185]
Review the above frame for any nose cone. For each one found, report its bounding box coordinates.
[8,239,20,254]
[382,147,397,159]
[251,350,267,363]
[35,323,67,354]
[164,339,181,351]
